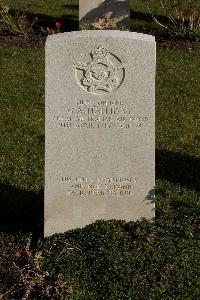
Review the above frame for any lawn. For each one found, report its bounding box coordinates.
[0,45,200,298]
[9,0,199,18]
[0,0,200,299]
[7,0,79,17]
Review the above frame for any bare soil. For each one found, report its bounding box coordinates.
[0,29,199,52]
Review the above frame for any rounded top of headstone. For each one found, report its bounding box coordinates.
[45,30,155,47]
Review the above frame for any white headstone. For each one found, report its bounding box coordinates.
[79,0,129,29]
[45,30,155,236]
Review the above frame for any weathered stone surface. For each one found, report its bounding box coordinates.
[79,0,129,28]
[45,31,156,236]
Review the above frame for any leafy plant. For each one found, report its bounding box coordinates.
[79,18,128,31]
[0,0,37,39]
[79,22,96,30]
[42,21,62,35]
[145,0,200,38]
[94,18,114,29]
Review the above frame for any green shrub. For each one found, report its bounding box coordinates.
[145,0,200,40]
[39,220,200,300]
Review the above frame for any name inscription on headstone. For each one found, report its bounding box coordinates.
[52,99,149,129]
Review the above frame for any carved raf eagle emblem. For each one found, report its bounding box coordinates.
[74,45,125,95]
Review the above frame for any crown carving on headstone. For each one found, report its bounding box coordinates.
[91,45,109,61]
[74,45,125,95]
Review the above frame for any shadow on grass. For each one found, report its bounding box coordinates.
[0,150,199,237]
[156,149,200,192]
[9,9,79,32]
[130,9,168,25]
[0,183,44,238]
[62,4,79,10]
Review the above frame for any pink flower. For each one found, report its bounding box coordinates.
[55,21,61,28]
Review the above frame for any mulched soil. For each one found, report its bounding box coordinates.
[0,29,199,52]
[0,32,46,48]
[155,34,200,52]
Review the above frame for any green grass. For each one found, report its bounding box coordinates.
[6,0,184,17]
[0,45,200,298]
[7,0,79,17]
[157,50,200,155]
[0,1,200,297]
[0,47,44,191]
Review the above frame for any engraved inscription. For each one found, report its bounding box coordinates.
[52,98,150,130]
[61,176,137,197]
[74,45,125,95]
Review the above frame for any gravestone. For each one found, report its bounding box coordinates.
[79,0,129,29]
[45,30,155,236]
